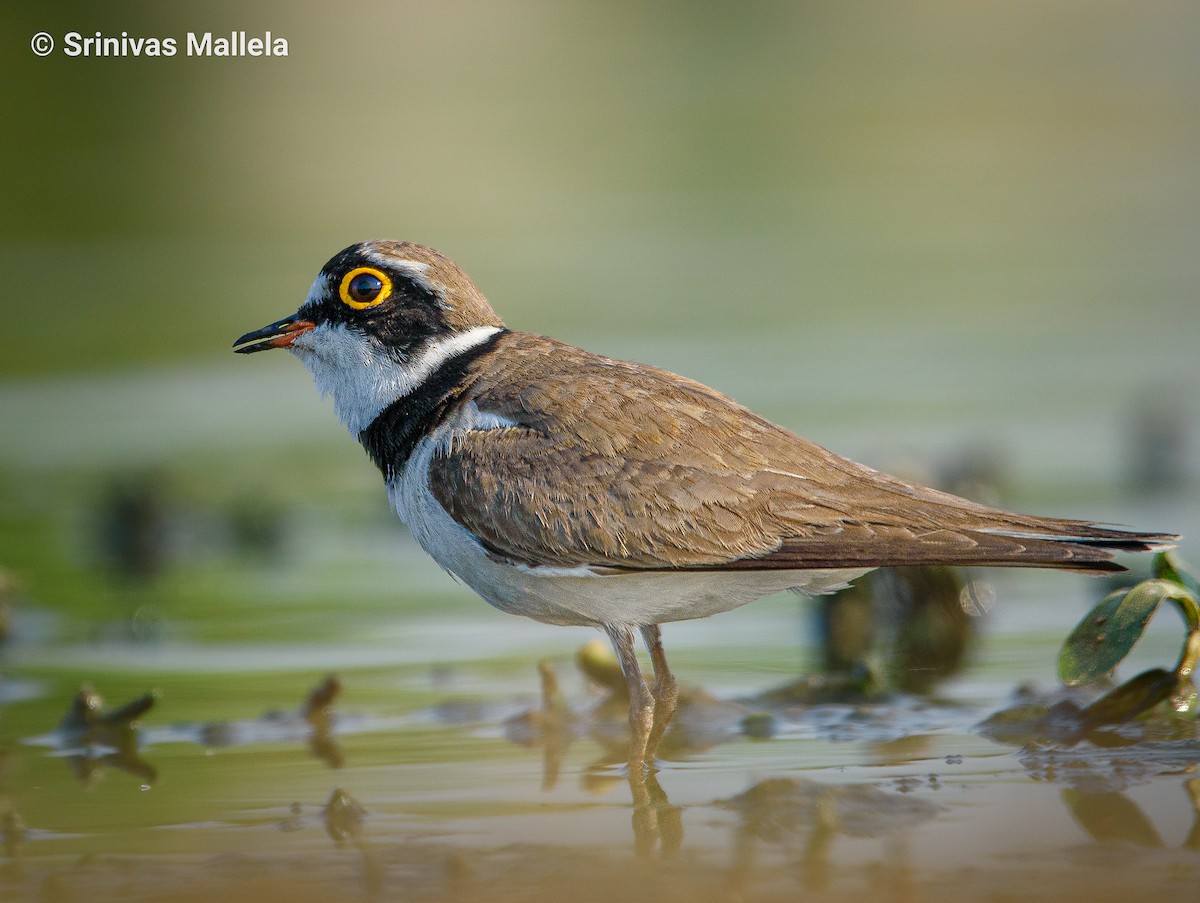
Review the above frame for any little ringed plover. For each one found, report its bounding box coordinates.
[234,240,1178,767]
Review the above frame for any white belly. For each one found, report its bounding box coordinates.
[387,423,870,628]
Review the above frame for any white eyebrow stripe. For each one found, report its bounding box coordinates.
[362,252,449,301]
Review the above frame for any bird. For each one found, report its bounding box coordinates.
[234,240,1178,768]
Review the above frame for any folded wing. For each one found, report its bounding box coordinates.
[429,333,1176,574]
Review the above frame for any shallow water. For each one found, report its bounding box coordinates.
[4,603,1199,903]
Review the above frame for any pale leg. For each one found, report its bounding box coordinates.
[603,623,655,770]
[605,624,684,857]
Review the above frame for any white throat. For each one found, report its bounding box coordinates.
[287,323,502,435]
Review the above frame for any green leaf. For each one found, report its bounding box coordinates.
[1058,580,1195,686]
[1153,552,1200,625]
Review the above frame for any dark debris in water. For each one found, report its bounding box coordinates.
[47,684,159,787]
[58,684,157,736]
[979,682,1200,792]
[27,675,363,787]
[302,674,342,723]
[323,788,367,845]
[196,674,350,769]
[979,680,1200,749]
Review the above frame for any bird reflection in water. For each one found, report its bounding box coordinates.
[502,562,980,855]
[721,777,940,895]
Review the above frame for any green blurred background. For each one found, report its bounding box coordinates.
[3,1,1197,363]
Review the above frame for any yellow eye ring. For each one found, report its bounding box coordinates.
[339,267,392,310]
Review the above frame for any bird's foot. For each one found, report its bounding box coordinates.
[626,697,655,775]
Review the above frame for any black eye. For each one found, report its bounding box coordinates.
[349,273,382,303]
[339,267,392,309]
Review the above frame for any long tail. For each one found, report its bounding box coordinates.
[707,519,1178,574]
[939,523,1178,573]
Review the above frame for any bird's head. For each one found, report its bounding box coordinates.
[234,241,505,434]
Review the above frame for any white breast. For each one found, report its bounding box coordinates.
[386,405,871,628]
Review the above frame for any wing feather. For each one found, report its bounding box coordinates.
[428,333,1176,574]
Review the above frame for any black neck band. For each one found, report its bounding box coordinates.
[357,329,506,481]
